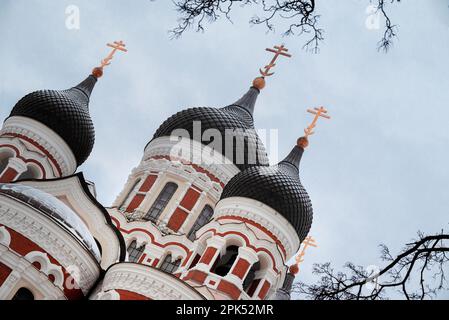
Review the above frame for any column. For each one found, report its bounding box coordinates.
[224,247,259,290]
[176,241,205,277]
[0,158,27,183]
[177,190,207,234]
[196,237,226,272]
[183,237,225,285]
[0,255,30,299]
[125,172,161,217]
[144,245,165,267]
[253,269,277,300]
[182,241,203,268]
[165,182,195,232]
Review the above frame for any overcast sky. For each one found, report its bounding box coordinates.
[1,0,448,299]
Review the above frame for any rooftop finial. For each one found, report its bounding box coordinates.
[92,40,128,78]
[289,236,318,275]
[252,44,292,90]
[303,106,331,140]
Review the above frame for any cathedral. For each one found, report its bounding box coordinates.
[0,41,326,300]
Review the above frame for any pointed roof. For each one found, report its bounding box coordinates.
[224,86,260,117]
[71,74,98,103]
[279,145,304,175]
[8,74,98,166]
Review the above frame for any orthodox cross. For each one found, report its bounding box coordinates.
[100,40,128,69]
[304,106,331,137]
[292,236,318,274]
[259,44,292,77]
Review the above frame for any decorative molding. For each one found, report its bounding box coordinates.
[120,157,224,204]
[196,221,284,274]
[97,263,205,300]
[0,139,52,179]
[93,289,120,300]
[6,157,27,174]
[24,251,64,288]
[213,197,301,260]
[0,248,67,300]
[237,246,259,265]
[110,211,190,262]
[22,176,122,269]
[0,226,11,247]
[144,136,240,186]
[0,195,100,294]
[1,116,77,176]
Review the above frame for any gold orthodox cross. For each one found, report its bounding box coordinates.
[259,44,292,77]
[304,106,331,138]
[292,236,318,274]
[100,40,128,69]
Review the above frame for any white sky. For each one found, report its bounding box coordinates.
[1,0,448,299]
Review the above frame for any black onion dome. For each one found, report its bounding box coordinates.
[221,145,313,241]
[150,87,269,171]
[8,75,97,166]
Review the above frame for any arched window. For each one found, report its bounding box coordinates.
[120,178,142,210]
[0,150,13,174]
[12,288,34,300]
[0,159,7,176]
[243,261,261,292]
[127,240,145,263]
[17,165,40,181]
[187,205,214,241]
[159,254,181,274]
[188,253,201,270]
[211,245,239,277]
[143,182,178,223]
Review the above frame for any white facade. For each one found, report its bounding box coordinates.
[0,64,309,300]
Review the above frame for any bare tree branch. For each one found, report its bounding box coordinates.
[166,0,402,52]
[170,0,323,52]
[293,231,449,300]
[373,0,400,52]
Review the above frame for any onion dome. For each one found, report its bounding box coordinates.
[150,79,270,171]
[0,183,101,261]
[220,137,313,241]
[8,75,97,166]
